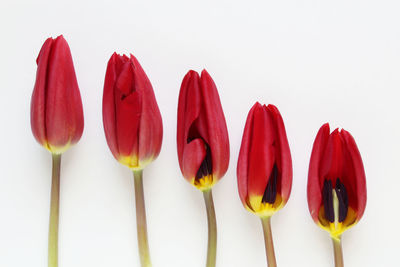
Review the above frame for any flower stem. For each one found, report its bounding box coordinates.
[203,190,217,267]
[261,217,277,267]
[133,170,152,267]
[332,237,344,267]
[48,154,61,267]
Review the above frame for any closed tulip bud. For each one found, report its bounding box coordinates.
[177,69,230,191]
[237,102,292,218]
[307,123,367,240]
[102,53,163,170]
[30,35,84,154]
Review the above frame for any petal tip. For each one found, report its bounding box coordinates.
[322,122,330,129]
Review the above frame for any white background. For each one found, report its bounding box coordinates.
[0,0,399,266]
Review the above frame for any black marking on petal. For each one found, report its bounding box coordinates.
[262,164,279,204]
[322,179,334,223]
[335,178,349,222]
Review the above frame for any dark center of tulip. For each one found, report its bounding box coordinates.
[262,164,279,204]
[195,142,213,180]
[322,178,348,223]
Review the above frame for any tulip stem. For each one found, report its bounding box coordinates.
[48,154,61,267]
[203,189,217,267]
[261,217,277,267]
[332,237,344,267]
[133,170,152,267]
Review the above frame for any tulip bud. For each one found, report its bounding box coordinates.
[237,103,292,218]
[307,123,367,239]
[30,35,84,154]
[102,53,163,170]
[177,70,229,191]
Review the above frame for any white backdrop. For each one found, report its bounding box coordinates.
[0,1,399,266]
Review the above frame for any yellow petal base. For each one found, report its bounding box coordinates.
[318,206,358,241]
[191,175,217,191]
[119,155,154,171]
[45,141,71,154]
[247,194,284,218]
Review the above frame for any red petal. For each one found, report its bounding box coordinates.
[341,129,367,221]
[247,104,275,197]
[237,103,259,207]
[266,104,292,204]
[130,55,163,163]
[44,35,84,148]
[320,128,344,182]
[307,123,330,223]
[182,139,207,182]
[114,62,142,157]
[115,61,135,96]
[177,70,201,176]
[199,69,230,180]
[102,53,123,160]
[31,37,54,146]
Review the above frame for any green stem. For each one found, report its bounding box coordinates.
[133,170,152,267]
[332,237,344,267]
[203,190,217,267]
[261,217,277,267]
[48,154,61,267]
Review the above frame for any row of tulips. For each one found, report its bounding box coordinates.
[31,35,367,267]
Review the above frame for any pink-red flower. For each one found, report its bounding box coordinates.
[177,70,229,191]
[102,53,163,170]
[307,123,367,239]
[30,35,84,154]
[237,103,292,217]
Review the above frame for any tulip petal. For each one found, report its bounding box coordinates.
[182,138,207,183]
[130,55,163,164]
[247,104,276,198]
[31,37,54,147]
[307,123,330,223]
[237,103,258,208]
[45,36,83,149]
[266,104,292,204]
[102,53,124,160]
[177,70,201,172]
[115,61,135,96]
[114,62,142,160]
[341,129,367,221]
[199,70,230,180]
[320,129,344,182]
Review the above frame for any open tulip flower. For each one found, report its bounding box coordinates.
[307,123,366,267]
[30,35,84,267]
[102,53,163,267]
[177,69,229,267]
[237,102,292,267]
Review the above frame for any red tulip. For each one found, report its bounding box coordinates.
[237,103,292,218]
[307,123,366,239]
[177,70,229,191]
[102,53,163,170]
[31,35,84,154]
